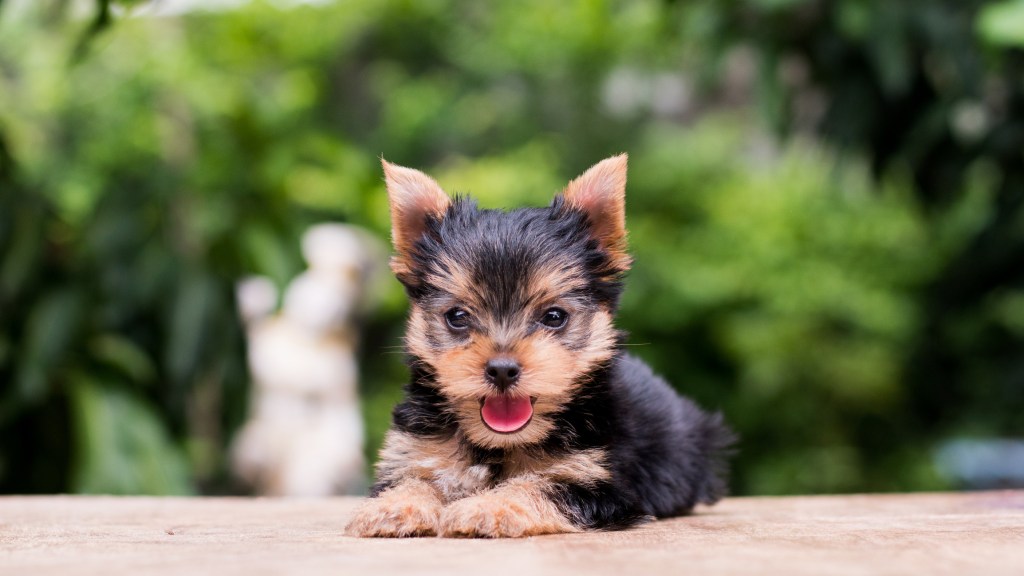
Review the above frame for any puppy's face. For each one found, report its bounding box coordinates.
[384,156,631,449]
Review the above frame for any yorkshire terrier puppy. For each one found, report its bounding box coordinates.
[345,154,733,538]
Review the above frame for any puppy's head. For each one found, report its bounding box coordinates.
[384,155,631,449]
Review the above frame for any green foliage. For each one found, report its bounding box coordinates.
[978,0,1024,47]
[623,121,964,493]
[685,0,1024,483]
[70,377,191,494]
[0,0,1020,496]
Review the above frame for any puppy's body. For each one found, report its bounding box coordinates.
[375,353,730,531]
[346,155,733,538]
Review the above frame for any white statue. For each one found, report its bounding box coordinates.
[232,223,383,496]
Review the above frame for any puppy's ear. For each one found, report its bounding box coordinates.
[382,159,451,277]
[562,154,631,271]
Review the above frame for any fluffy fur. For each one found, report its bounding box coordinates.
[346,155,734,538]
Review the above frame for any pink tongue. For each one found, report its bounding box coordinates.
[480,395,534,433]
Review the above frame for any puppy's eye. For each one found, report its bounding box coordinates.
[540,307,568,329]
[444,308,471,331]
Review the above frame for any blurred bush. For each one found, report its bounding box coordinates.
[0,0,1021,496]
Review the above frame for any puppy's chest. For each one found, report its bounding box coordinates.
[378,431,610,501]
[409,444,543,501]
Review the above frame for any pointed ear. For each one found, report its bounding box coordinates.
[562,154,631,271]
[382,159,451,277]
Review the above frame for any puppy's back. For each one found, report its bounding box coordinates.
[609,354,735,517]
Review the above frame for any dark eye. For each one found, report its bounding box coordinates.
[540,307,568,329]
[444,308,471,331]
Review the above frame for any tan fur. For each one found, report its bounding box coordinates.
[438,475,579,538]
[502,448,611,487]
[377,429,610,488]
[382,159,451,278]
[424,253,482,301]
[563,154,632,272]
[375,431,491,501]
[403,306,435,362]
[344,478,443,537]
[435,316,617,449]
[362,434,610,538]
[523,262,590,308]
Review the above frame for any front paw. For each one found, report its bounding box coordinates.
[344,494,442,538]
[438,489,577,538]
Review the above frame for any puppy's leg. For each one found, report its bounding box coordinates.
[438,475,578,538]
[344,478,443,537]
[546,481,649,531]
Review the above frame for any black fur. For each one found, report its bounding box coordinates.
[402,196,623,309]
[382,194,735,530]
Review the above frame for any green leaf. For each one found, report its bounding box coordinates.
[90,334,157,384]
[15,288,84,403]
[0,200,45,302]
[165,272,218,387]
[68,375,192,495]
[977,0,1024,47]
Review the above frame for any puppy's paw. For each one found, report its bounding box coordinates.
[344,483,442,538]
[438,483,578,538]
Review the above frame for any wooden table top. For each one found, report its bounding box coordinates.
[1,491,1022,575]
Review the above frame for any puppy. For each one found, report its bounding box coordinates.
[346,154,734,538]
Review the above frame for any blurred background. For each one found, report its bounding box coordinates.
[2,0,1023,497]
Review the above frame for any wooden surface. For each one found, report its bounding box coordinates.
[1,491,1022,575]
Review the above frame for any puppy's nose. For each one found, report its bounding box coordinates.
[484,357,521,391]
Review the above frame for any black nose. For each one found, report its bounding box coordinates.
[484,357,521,391]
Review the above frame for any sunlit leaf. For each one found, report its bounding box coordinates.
[977,0,1024,47]
[68,375,192,495]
